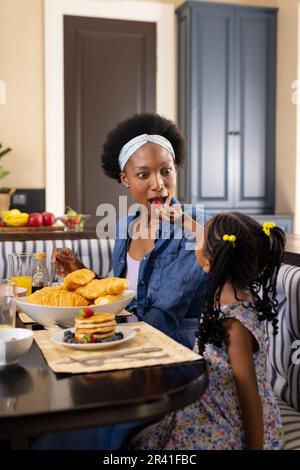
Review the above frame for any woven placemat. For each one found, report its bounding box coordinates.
[18,312,37,324]
[18,309,132,325]
[33,322,201,374]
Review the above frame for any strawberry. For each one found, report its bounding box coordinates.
[79,308,94,318]
[88,335,96,343]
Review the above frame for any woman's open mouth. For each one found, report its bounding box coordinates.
[148,196,168,206]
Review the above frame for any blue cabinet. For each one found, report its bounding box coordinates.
[251,215,293,234]
[177,1,277,214]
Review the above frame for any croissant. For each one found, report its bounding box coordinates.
[64,268,95,290]
[94,294,125,305]
[27,286,88,307]
[76,277,129,300]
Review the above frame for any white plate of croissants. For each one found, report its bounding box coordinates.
[16,268,136,327]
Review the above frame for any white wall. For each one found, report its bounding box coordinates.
[276,0,299,231]
[296,3,300,233]
[0,0,44,189]
[45,0,175,214]
[1,0,300,232]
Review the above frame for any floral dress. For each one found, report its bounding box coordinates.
[134,302,284,450]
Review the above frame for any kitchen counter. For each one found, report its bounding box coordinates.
[0,227,98,241]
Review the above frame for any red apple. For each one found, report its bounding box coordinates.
[42,212,56,226]
[0,219,6,227]
[27,213,43,227]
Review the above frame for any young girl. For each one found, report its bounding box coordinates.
[132,212,285,450]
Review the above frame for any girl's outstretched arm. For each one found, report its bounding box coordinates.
[153,203,205,246]
[223,318,264,450]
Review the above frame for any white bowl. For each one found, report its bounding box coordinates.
[16,290,136,327]
[0,328,33,366]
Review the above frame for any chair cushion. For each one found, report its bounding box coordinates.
[267,264,300,411]
[277,398,300,450]
[0,238,114,280]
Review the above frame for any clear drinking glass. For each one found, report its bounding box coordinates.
[0,280,17,328]
[8,253,34,296]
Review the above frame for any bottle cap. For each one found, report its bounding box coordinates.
[34,252,46,261]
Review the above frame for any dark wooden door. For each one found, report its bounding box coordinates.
[64,15,156,226]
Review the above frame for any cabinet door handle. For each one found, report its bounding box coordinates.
[228,131,241,136]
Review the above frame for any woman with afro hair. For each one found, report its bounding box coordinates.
[52,113,210,349]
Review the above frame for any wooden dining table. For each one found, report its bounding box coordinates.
[0,323,208,449]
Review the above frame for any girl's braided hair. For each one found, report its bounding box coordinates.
[196,212,286,355]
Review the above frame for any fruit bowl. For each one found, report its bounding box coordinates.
[57,214,90,232]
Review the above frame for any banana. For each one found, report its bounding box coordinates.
[66,206,78,217]
[1,209,20,218]
[2,209,29,227]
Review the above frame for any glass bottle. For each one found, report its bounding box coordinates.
[32,252,50,292]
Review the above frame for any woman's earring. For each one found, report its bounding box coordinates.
[126,184,130,188]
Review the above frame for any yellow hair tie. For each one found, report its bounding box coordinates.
[262,221,276,237]
[223,234,236,246]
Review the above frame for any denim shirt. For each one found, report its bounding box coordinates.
[112,197,211,349]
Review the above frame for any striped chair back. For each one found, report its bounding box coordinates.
[267,264,300,411]
[0,238,115,281]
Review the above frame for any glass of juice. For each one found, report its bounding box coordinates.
[8,253,34,296]
[0,279,17,328]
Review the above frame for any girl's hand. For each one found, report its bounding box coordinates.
[152,202,183,225]
[51,248,85,277]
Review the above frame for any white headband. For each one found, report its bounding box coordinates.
[118,134,176,171]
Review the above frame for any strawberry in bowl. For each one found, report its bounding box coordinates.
[58,213,90,231]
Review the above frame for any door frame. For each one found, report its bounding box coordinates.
[44,0,175,214]
[296,4,300,233]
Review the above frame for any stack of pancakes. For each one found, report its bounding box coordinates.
[75,312,116,342]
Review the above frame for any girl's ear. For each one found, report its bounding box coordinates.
[120,172,129,188]
[195,246,211,273]
[203,259,211,273]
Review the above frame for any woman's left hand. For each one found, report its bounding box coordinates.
[153,203,183,225]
